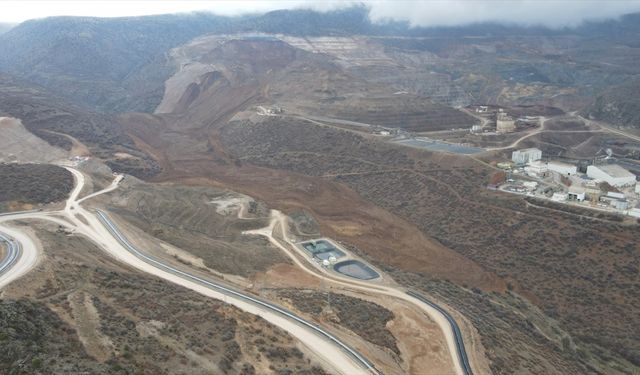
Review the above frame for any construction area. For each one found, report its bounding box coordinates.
[491,147,640,218]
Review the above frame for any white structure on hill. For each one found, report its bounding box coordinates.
[524,160,547,177]
[497,112,516,133]
[547,161,577,176]
[512,148,542,165]
[586,164,637,187]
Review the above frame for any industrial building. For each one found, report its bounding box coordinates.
[600,194,629,210]
[496,112,516,133]
[568,186,586,201]
[547,161,577,176]
[629,204,640,218]
[512,148,542,165]
[524,160,547,177]
[586,164,637,187]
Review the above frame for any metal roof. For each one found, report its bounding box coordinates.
[591,164,635,178]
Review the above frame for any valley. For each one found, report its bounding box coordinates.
[0,5,639,375]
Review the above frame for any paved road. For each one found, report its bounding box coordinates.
[96,210,382,375]
[407,291,473,375]
[0,164,475,375]
[0,224,39,289]
[0,232,20,276]
[0,167,380,375]
[247,212,474,375]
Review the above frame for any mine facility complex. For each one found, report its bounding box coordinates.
[298,238,381,280]
[492,147,640,219]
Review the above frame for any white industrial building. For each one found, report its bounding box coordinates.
[586,164,637,187]
[524,160,547,177]
[512,148,542,165]
[629,204,640,218]
[606,191,625,200]
[547,161,577,176]
[600,195,629,210]
[568,186,586,201]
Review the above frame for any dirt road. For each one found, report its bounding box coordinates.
[246,211,471,375]
[0,166,374,375]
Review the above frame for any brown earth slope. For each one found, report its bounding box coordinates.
[0,74,160,178]
[217,114,640,374]
[117,37,639,374]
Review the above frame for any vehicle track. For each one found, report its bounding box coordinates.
[0,166,380,375]
[0,165,477,375]
[96,210,383,375]
[248,212,476,375]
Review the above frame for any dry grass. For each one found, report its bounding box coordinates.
[1,225,330,375]
[217,116,640,374]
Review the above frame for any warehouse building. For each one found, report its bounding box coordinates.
[512,148,542,165]
[586,164,637,187]
[547,161,577,176]
[524,160,547,177]
[600,195,629,210]
[568,186,586,201]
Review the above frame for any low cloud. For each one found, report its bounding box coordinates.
[366,0,640,28]
[2,0,640,28]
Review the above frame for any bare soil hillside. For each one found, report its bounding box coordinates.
[0,117,68,163]
[154,37,477,132]
[0,75,160,178]
[120,95,640,374]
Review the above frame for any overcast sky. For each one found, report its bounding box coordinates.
[2,1,640,28]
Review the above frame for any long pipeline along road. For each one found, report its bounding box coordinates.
[249,212,475,375]
[407,291,473,375]
[0,232,20,276]
[96,209,383,375]
[0,224,39,289]
[0,167,381,375]
[0,165,473,374]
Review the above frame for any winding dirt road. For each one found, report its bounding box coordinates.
[246,211,472,375]
[0,164,479,374]
[0,166,376,375]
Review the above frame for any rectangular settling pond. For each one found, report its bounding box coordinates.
[301,240,346,260]
[394,137,484,155]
